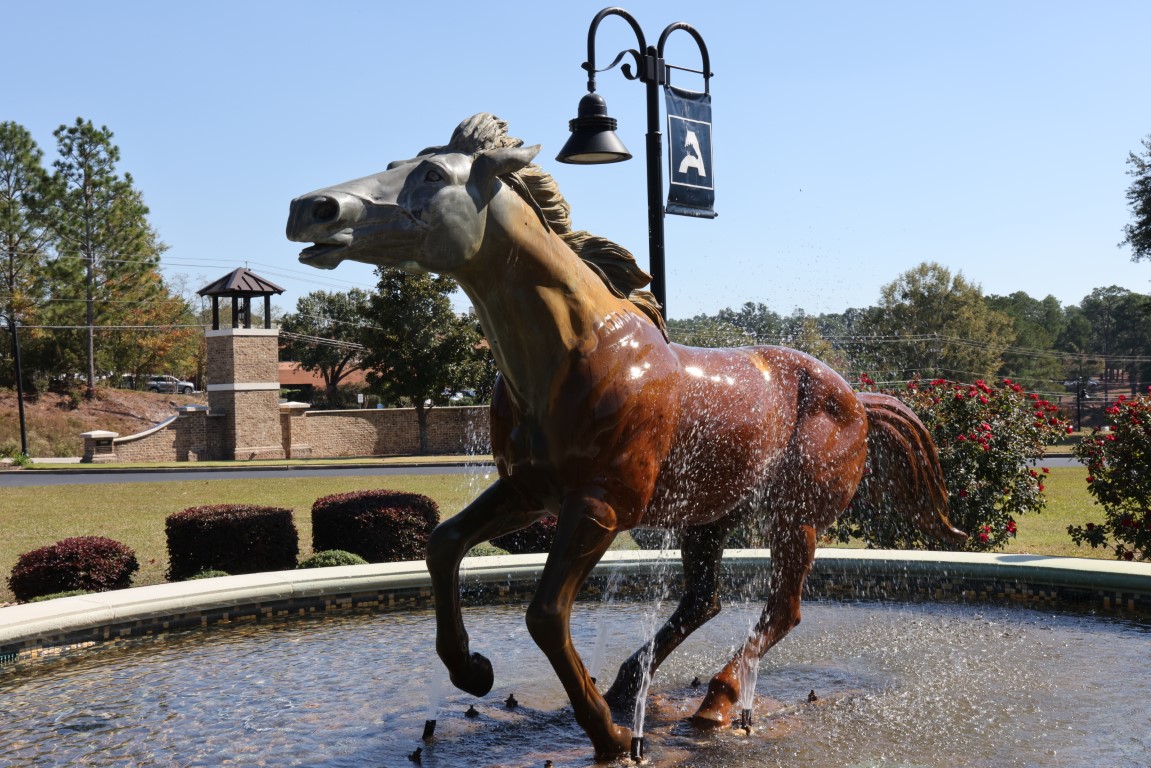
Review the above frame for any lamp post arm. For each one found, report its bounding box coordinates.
[582,7,649,92]
[657,22,713,94]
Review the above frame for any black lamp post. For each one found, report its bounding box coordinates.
[3,313,29,456]
[556,6,712,320]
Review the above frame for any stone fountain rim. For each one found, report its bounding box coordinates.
[3,549,1149,665]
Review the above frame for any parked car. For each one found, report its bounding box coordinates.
[147,375,195,395]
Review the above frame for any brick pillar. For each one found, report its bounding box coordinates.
[205,327,284,460]
[280,402,311,459]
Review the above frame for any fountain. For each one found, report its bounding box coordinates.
[2,552,1150,766]
[5,113,1148,766]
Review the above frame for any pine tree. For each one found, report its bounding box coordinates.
[49,118,167,397]
[0,122,56,388]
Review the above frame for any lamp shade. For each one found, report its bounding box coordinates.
[556,92,632,164]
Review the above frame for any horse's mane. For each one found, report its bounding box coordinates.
[431,113,668,338]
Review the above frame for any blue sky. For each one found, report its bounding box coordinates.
[6,0,1150,321]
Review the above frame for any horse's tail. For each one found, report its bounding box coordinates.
[857,392,967,545]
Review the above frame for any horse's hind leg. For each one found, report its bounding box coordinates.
[526,490,632,760]
[604,516,737,709]
[691,521,818,727]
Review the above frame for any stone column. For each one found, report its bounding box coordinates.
[205,327,284,460]
[80,430,119,463]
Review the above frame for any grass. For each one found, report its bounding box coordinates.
[0,465,1113,604]
[0,472,493,603]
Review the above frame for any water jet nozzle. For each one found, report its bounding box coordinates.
[408,746,423,763]
[505,693,519,708]
[421,719,436,740]
[630,736,644,762]
[465,704,479,718]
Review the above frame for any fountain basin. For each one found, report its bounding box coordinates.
[2,551,1150,767]
[3,549,1149,665]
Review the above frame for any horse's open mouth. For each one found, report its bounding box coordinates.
[298,242,348,269]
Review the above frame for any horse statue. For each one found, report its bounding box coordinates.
[286,113,966,761]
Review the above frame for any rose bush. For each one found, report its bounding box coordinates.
[831,378,1070,551]
[1068,390,1151,561]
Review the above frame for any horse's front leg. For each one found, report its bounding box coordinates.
[691,522,818,727]
[428,478,544,697]
[526,490,632,762]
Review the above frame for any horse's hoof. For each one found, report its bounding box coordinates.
[688,709,729,730]
[689,678,737,728]
[450,652,494,697]
[591,724,633,763]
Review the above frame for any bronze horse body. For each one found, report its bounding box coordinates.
[287,114,965,760]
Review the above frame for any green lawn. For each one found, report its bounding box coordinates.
[0,465,1112,604]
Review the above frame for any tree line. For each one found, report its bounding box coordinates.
[667,261,1151,401]
[1,119,199,397]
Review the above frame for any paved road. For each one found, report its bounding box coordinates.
[0,463,497,487]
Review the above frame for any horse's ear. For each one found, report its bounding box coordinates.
[472,144,541,191]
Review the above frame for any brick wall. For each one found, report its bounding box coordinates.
[300,406,490,457]
[93,404,491,462]
[112,408,212,462]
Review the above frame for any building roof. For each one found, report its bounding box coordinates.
[197,268,285,297]
[278,362,367,387]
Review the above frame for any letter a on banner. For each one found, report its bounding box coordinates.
[665,85,717,219]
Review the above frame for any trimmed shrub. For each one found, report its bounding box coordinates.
[491,516,558,554]
[466,543,509,558]
[298,550,368,569]
[30,590,93,602]
[629,528,680,550]
[311,490,440,563]
[8,536,139,603]
[166,505,299,581]
[186,570,231,580]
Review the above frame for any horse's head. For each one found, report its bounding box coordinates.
[286,142,540,274]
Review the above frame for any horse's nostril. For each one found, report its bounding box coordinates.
[312,197,339,223]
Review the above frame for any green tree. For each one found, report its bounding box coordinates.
[1122,135,1151,262]
[357,268,490,454]
[0,122,56,389]
[861,262,1015,382]
[49,118,166,397]
[279,289,370,407]
[985,291,1067,392]
[667,314,749,347]
[1075,286,1151,394]
[715,301,784,342]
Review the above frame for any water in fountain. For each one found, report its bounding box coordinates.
[2,599,1149,766]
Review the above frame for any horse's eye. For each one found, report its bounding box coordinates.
[425,169,443,183]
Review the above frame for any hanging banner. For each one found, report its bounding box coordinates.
[664,85,717,219]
